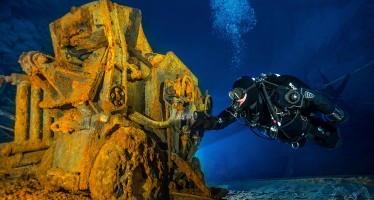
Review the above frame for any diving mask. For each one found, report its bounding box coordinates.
[228,84,257,101]
[229,88,245,101]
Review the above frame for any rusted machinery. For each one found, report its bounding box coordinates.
[0,1,222,199]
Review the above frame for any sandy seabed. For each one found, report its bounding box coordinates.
[220,176,374,200]
[0,176,373,199]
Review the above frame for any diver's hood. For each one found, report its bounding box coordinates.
[232,76,259,109]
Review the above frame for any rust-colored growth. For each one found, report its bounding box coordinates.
[0,1,221,199]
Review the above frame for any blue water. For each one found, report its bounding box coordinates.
[0,0,373,187]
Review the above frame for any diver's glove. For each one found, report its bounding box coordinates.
[190,112,215,138]
[191,111,215,130]
[190,112,215,137]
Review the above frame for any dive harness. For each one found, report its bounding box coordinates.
[231,74,309,148]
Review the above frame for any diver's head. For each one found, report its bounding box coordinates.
[229,76,259,111]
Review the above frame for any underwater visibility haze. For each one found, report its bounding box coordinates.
[0,0,374,198]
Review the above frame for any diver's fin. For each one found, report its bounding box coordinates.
[317,60,374,92]
[318,70,336,96]
[334,73,350,100]
[318,71,350,101]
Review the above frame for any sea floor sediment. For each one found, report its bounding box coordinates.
[0,176,373,199]
[218,176,374,200]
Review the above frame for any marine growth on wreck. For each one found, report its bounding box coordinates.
[1,0,374,199]
[0,1,223,199]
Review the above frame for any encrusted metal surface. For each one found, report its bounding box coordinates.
[0,0,217,199]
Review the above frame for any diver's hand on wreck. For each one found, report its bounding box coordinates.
[190,121,205,138]
[190,112,206,137]
[191,111,215,130]
[190,115,214,138]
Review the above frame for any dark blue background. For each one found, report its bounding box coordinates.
[0,0,373,184]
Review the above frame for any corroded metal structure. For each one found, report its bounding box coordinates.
[0,1,218,199]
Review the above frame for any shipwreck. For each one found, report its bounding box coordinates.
[0,1,224,199]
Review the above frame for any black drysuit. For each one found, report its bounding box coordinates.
[206,74,343,149]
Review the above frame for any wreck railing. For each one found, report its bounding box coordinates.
[0,74,52,160]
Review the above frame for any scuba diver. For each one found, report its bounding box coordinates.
[192,73,348,149]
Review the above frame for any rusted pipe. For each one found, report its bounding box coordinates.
[0,140,51,157]
[0,74,30,86]
[0,75,12,87]
[166,128,172,172]
[14,81,30,142]
[18,151,45,167]
[128,46,154,69]
[29,85,41,141]
[128,109,180,129]
[171,153,211,197]
[42,102,52,142]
